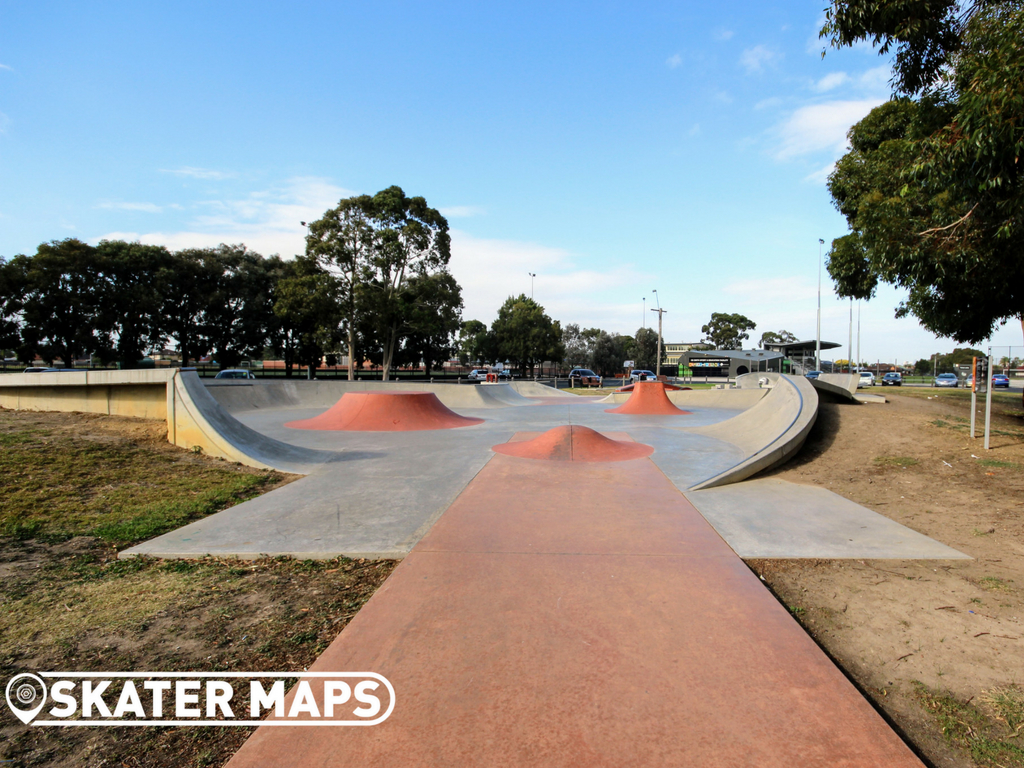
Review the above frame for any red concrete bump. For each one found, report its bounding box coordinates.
[286,392,484,432]
[616,382,688,393]
[605,381,691,415]
[492,425,653,462]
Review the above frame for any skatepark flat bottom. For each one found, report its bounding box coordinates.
[227,437,923,767]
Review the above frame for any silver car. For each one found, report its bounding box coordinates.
[933,373,959,388]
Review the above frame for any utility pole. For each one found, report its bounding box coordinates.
[816,239,824,370]
[856,300,861,375]
[848,298,853,373]
[651,289,666,378]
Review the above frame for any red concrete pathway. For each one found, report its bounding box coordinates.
[228,434,923,767]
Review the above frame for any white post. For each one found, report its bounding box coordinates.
[984,351,993,450]
[816,239,823,370]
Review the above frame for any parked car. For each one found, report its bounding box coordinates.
[214,369,256,380]
[568,368,602,387]
[804,370,822,379]
[881,372,902,386]
[933,373,959,388]
[857,371,875,388]
[992,374,1010,388]
[466,369,490,381]
[23,367,61,373]
[630,369,658,383]
[496,369,512,381]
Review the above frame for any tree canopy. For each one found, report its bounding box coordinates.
[701,313,756,350]
[823,1,1024,346]
[490,295,564,375]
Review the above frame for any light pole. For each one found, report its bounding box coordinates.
[642,297,646,330]
[816,238,824,371]
[848,297,853,373]
[856,300,861,375]
[651,289,667,378]
[528,272,536,300]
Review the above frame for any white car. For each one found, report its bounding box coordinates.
[466,369,490,381]
[857,371,875,388]
[630,369,658,383]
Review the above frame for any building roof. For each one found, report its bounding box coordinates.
[686,349,784,361]
[762,339,842,354]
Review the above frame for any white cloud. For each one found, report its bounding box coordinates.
[774,98,884,160]
[754,97,783,111]
[714,91,733,104]
[688,123,700,137]
[740,45,781,74]
[97,201,163,213]
[159,166,236,180]
[666,53,682,69]
[804,161,836,185]
[813,72,849,92]
[715,29,734,41]
[858,65,892,92]
[724,275,822,304]
[0,63,12,71]
[95,176,354,257]
[447,230,652,330]
[439,205,485,219]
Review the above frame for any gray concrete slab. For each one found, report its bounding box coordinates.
[684,477,970,559]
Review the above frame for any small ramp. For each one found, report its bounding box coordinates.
[171,372,334,474]
[685,477,969,559]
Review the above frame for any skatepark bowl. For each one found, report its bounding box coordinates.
[0,370,969,765]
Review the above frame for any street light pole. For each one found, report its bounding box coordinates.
[816,239,824,371]
[848,298,853,373]
[528,272,536,300]
[642,297,646,330]
[651,289,666,378]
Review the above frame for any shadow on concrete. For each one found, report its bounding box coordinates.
[756,402,841,476]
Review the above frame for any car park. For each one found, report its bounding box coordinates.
[881,372,902,386]
[630,369,657,383]
[214,369,256,380]
[568,368,602,387]
[992,374,1010,388]
[857,371,875,388]
[933,373,959,388]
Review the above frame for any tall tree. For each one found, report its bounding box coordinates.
[633,327,660,370]
[758,330,797,349]
[458,320,490,366]
[0,257,25,355]
[307,195,376,380]
[94,240,172,367]
[823,1,1024,353]
[590,332,632,377]
[395,270,464,376]
[701,313,756,350]
[18,239,104,367]
[159,248,223,367]
[273,255,343,379]
[490,295,564,375]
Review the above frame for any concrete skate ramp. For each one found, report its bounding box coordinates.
[493,426,654,462]
[686,374,818,490]
[206,379,533,413]
[812,373,861,403]
[599,388,768,409]
[508,380,576,398]
[285,392,484,432]
[686,478,970,559]
[605,381,691,415]
[171,372,335,474]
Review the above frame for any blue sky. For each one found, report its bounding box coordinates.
[1,1,1020,364]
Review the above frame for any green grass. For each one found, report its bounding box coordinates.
[873,455,920,468]
[978,459,1020,469]
[914,682,1024,766]
[0,425,281,545]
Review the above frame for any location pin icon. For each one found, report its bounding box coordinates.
[6,674,48,725]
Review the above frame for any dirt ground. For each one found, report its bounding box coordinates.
[751,390,1024,767]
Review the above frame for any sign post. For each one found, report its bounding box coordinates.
[984,351,993,450]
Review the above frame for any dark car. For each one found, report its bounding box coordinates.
[568,368,602,387]
[881,372,902,386]
[214,369,256,380]
[992,374,1010,388]
[804,370,822,379]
